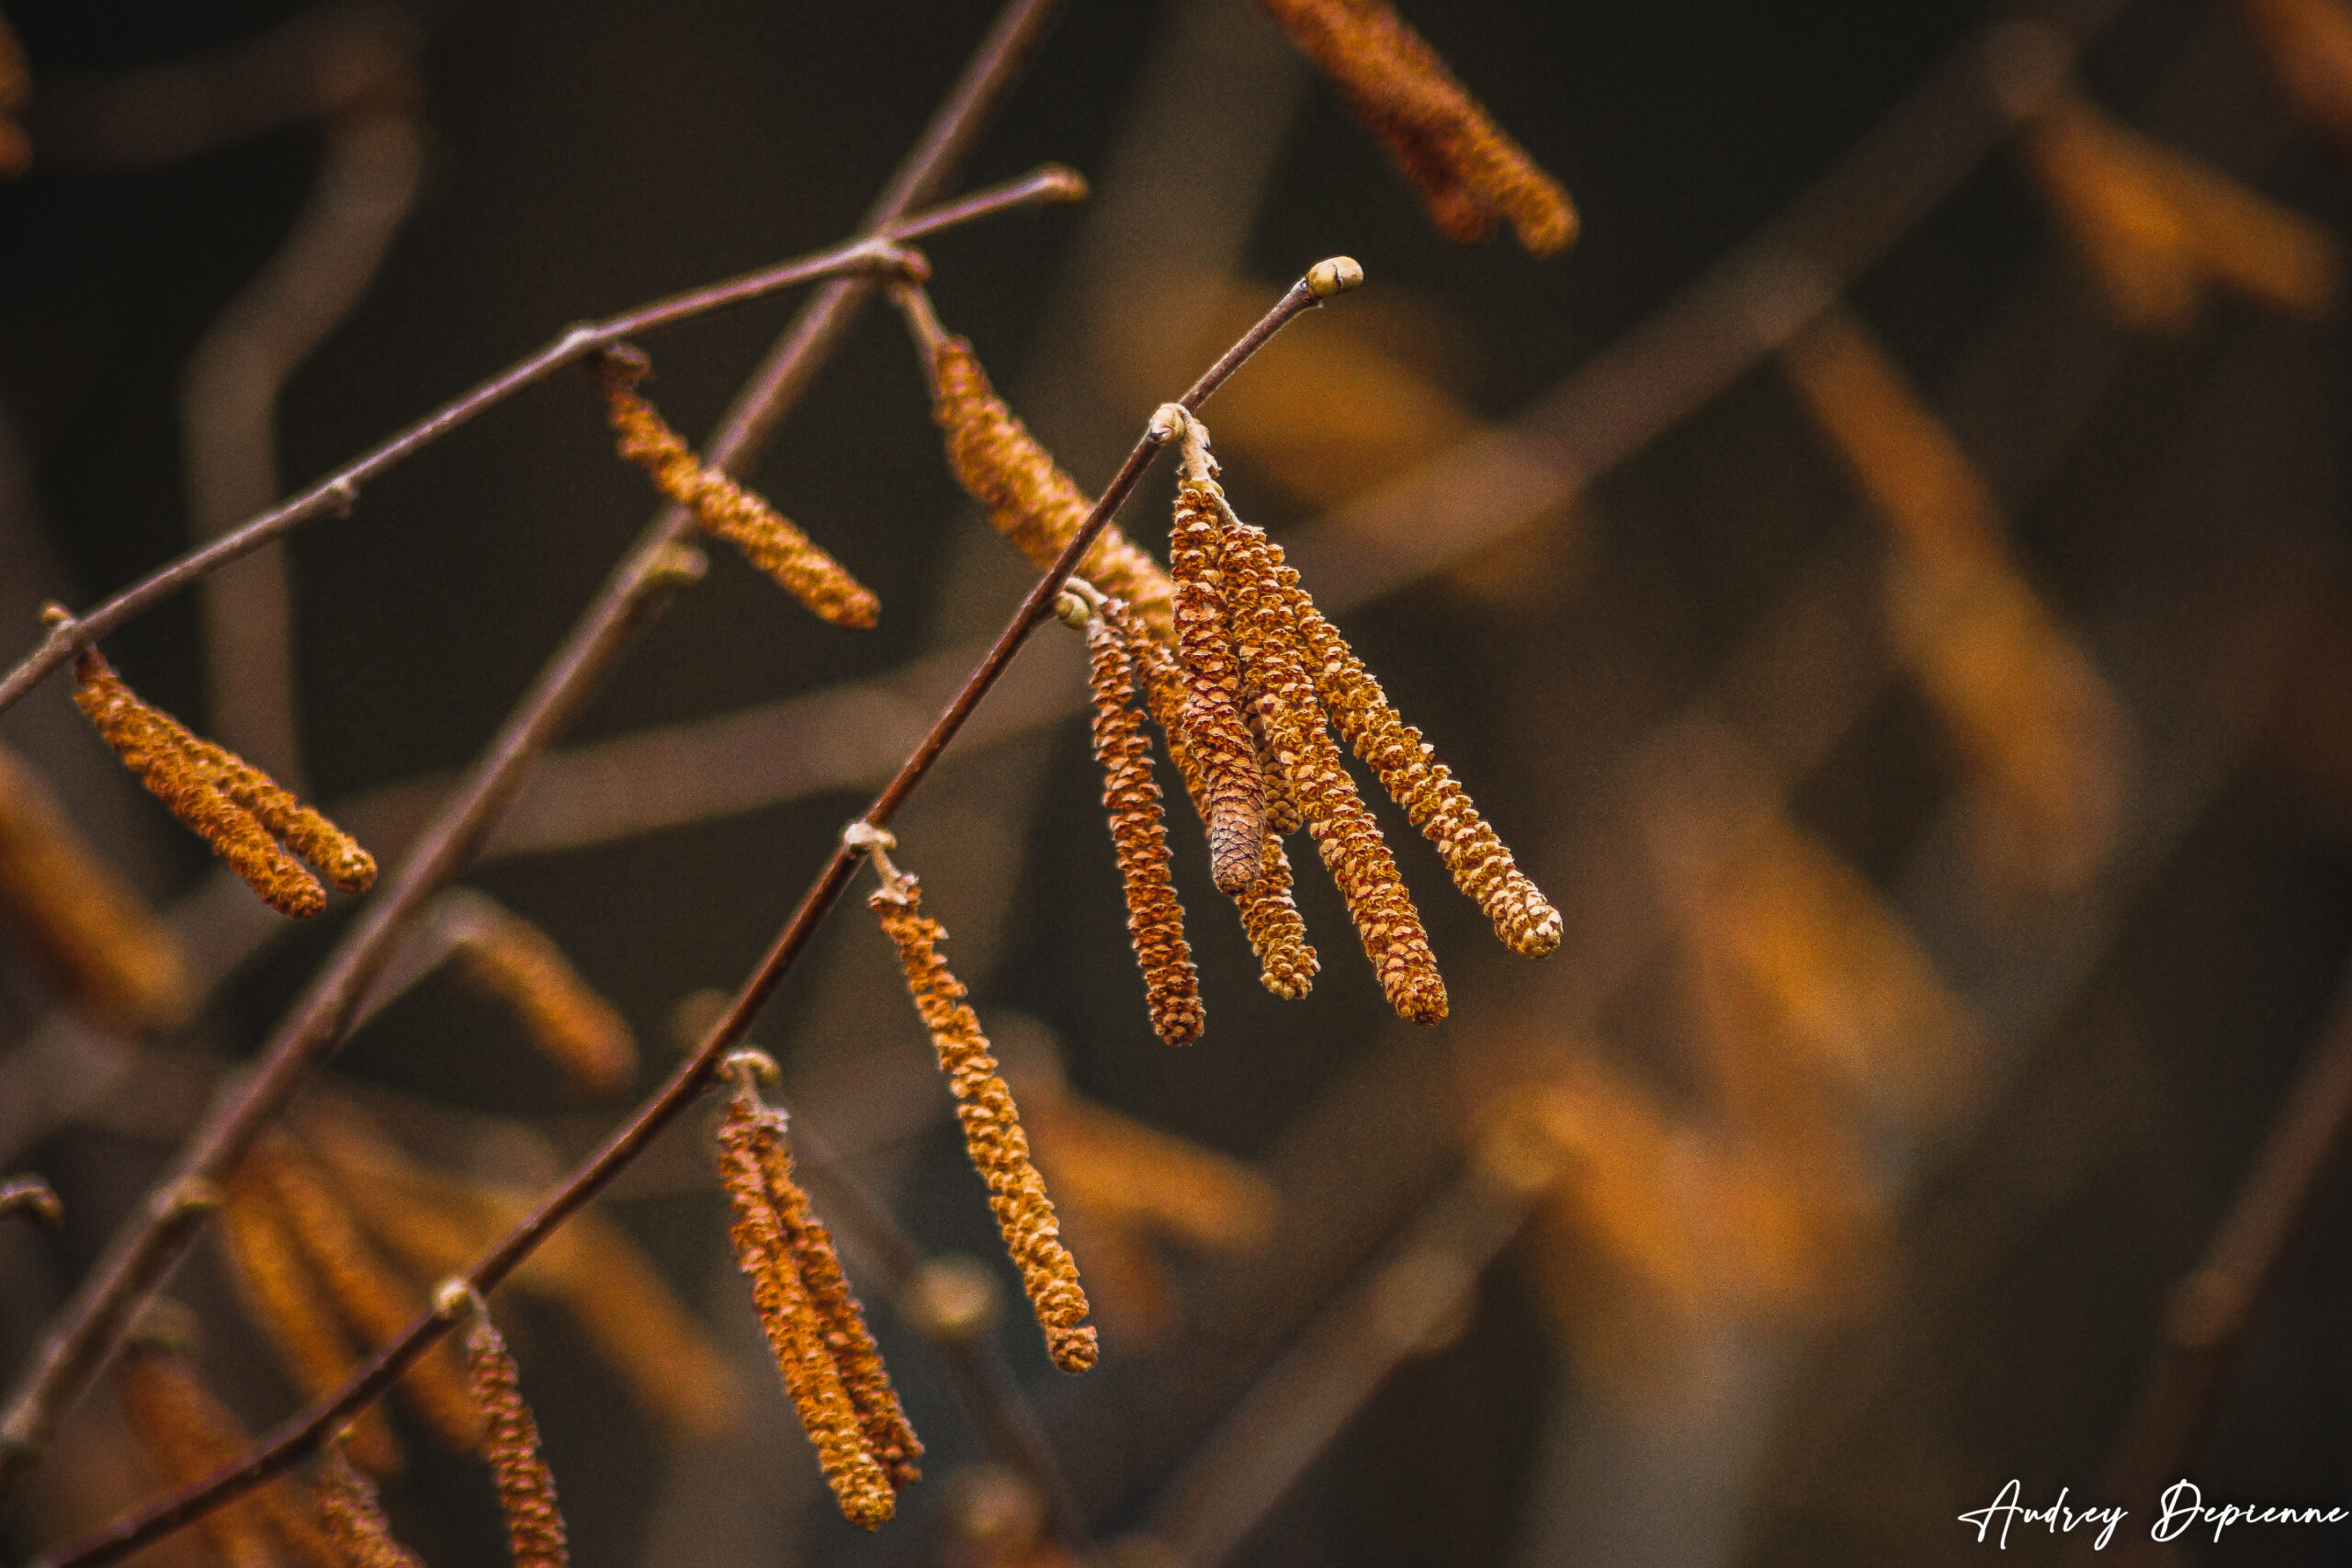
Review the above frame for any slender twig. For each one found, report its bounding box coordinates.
[30,264,1340,1568]
[0,4,1077,1487]
[2085,954,2352,1567]
[183,96,426,788]
[0,164,1081,722]
[0,1177,62,1229]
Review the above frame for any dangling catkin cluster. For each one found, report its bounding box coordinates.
[72,644,375,919]
[1255,0,1577,255]
[867,865,1098,1372]
[712,1060,914,1529]
[441,1286,567,1568]
[1077,591,1204,1045]
[594,346,879,629]
[314,1442,424,1568]
[1170,486,1270,895]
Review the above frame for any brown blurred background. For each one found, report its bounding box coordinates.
[3,1,2351,1565]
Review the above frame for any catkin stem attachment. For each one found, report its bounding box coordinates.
[1075,587,1204,1045]
[594,346,879,629]
[863,863,1098,1372]
[435,1283,567,1568]
[70,642,376,919]
[712,1054,913,1527]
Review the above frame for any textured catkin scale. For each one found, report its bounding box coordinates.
[1220,516,1446,1023]
[315,1444,425,1568]
[1170,482,1267,895]
[457,913,638,1095]
[1125,610,1319,995]
[184,734,376,893]
[927,335,1177,644]
[258,1137,485,1453]
[218,1168,403,1476]
[595,353,879,629]
[1288,589,1562,957]
[714,1095,897,1528]
[1255,0,1577,255]
[871,879,1098,1371]
[458,1313,571,1568]
[1085,609,1204,1045]
[72,649,328,919]
[750,1115,923,1489]
[117,1342,342,1568]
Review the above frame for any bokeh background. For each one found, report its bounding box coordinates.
[3,1,2351,1564]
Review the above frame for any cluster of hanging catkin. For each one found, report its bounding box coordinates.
[713,1048,921,1529]
[66,629,375,919]
[896,275,1558,1042]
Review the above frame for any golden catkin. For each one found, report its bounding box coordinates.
[182,734,376,894]
[715,1094,897,1528]
[72,649,341,919]
[870,876,1098,1371]
[1220,516,1446,1023]
[1255,0,1577,255]
[118,1339,342,1568]
[748,1111,922,1491]
[256,1138,484,1453]
[456,911,637,1095]
[596,353,878,629]
[457,1310,568,1568]
[1170,481,1268,895]
[219,1168,403,1476]
[1085,606,1204,1045]
[0,744,192,1030]
[1130,614,1318,998]
[928,336,1177,644]
[1289,592,1562,957]
[1252,711,1306,838]
[314,1444,424,1568]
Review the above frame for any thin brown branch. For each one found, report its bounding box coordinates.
[183,95,426,788]
[22,263,1338,1568]
[0,163,1082,723]
[2086,955,2352,1566]
[0,1176,62,1228]
[0,11,1080,1489]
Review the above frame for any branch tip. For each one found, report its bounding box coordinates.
[1306,254,1364,298]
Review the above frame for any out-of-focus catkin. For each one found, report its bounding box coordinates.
[219,1168,403,1476]
[72,646,374,919]
[595,348,879,629]
[118,1327,341,1568]
[0,743,192,1030]
[869,872,1098,1371]
[1084,602,1204,1045]
[923,332,1177,644]
[254,1137,484,1453]
[1170,481,1268,895]
[714,1087,898,1528]
[453,908,637,1096]
[1255,0,1577,255]
[315,1443,425,1568]
[446,1292,568,1568]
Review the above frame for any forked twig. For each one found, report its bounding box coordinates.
[28,265,1343,1568]
[0,0,1076,1497]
